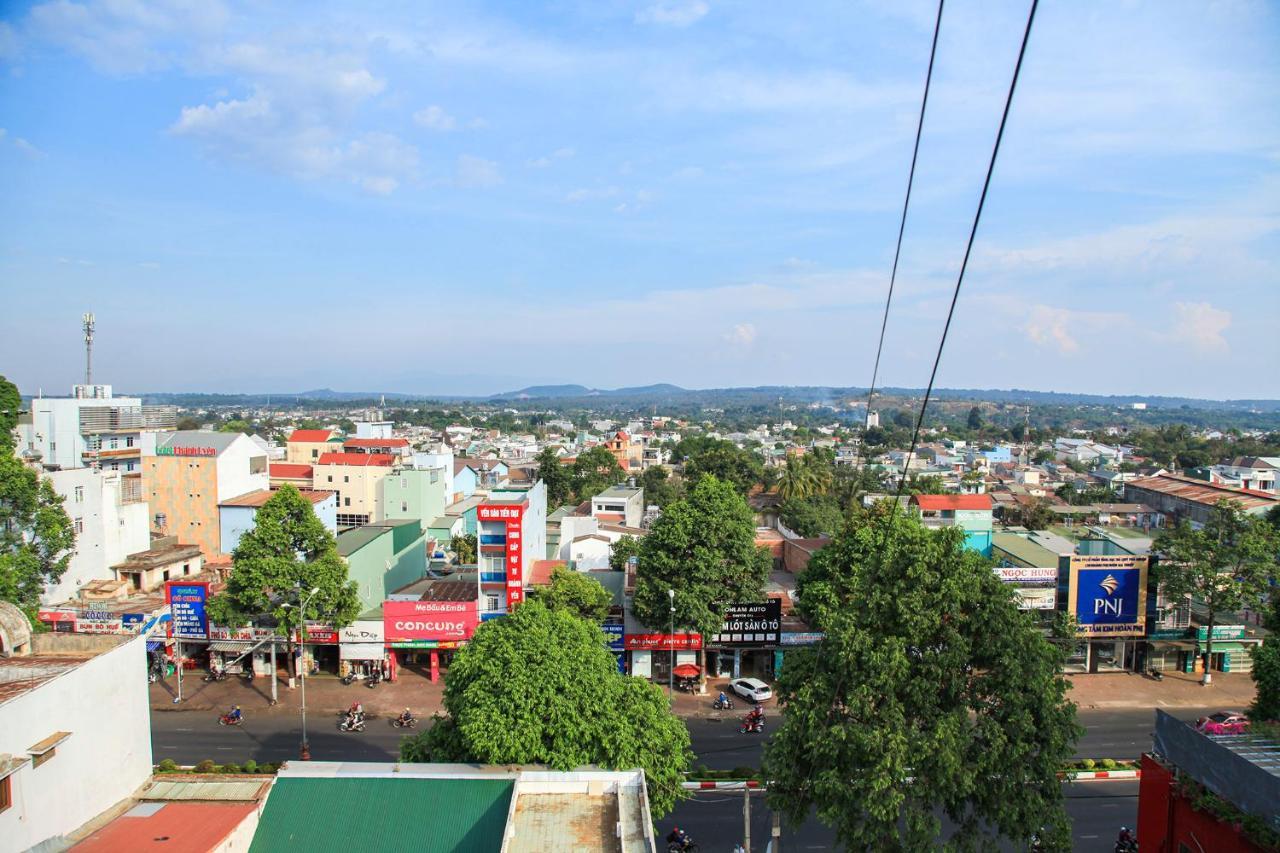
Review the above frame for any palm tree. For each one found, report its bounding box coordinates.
[778,457,818,501]
[806,456,833,496]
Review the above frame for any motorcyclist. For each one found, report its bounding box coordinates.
[665,826,691,849]
[227,704,242,723]
[399,708,414,724]
[716,690,730,707]
[1116,826,1136,851]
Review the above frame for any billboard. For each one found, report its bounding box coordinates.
[994,567,1058,584]
[623,633,703,651]
[602,622,625,652]
[711,600,782,646]
[166,581,210,640]
[1069,555,1148,637]
[1015,587,1058,611]
[384,600,479,643]
[478,502,527,606]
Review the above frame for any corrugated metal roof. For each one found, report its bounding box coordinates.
[141,778,268,801]
[249,777,513,852]
[992,533,1061,568]
[1128,474,1279,510]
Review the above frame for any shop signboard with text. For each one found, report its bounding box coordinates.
[384,600,479,643]
[1068,555,1148,637]
[1014,587,1058,610]
[166,581,210,640]
[994,567,1058,584]
[623,632,703,651]
[1196,625,1246,641]
[712,600,782,646]
[478,502,527,606]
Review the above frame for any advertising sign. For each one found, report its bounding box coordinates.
[156,445,216,457]
[166,581,210,639]
[478,502,526,606]
[712,600,782,646]
[37,609,76,624]
[304,624,339,644]
[780,632,824,646]
[384,600,479,643]
[603,622,625,652]
[339,620,384,645]
[1068,555,1148,637]
[1015,587,1058,611]
[1196,625,1245,641]
[623,632,703,651]
[994,567,1058,584]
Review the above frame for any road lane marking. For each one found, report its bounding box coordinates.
[1079,835,1098,839]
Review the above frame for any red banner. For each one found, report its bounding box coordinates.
[624,632,703,651]
[37,610,77,623]
[384,600,479,642]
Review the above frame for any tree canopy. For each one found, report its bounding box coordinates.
[207,485,360,636]
[632,475,771,640]
[608,534,643,572]
[536,446,574,507]
[529,566,613,623]
[677,438,764,495]
[763,507,1080,851]
[572,446,626,502]
[0,375,21,449]
[639,465,681,509]
[1153,500,1280,686]
[779,495,844,538]
[0,451,75,620]
[400,600,691,816]
[1250,591,1280,722]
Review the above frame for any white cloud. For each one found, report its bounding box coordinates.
[414,105,456,131]
[27,0,229,74]
[1020,305,1079,354]
[636,1,710,27]
[565,186,620,203]
[1169,302,1231,354]
[455,154,502,188]
[723,323,757,347]
[527,147,574,168]
[0,21,19,61]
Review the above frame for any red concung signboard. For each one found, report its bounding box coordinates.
[383,600,479,643]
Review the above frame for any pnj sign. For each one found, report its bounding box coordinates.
[1068,555,1148,637]
[157,445,216,457]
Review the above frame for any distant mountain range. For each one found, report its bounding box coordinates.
[490,383,686,399]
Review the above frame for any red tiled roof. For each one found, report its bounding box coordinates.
[73,801,258,853]
[220,488,333,507]
[594,512,625,523]
[315,452,395,467]
[530,559,567,586]
[911,494,993,511]
[270,463,312,479]
[288,429,334,443]
[344,438,409,449]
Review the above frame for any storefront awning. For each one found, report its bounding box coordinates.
[339,642,386,660]
[208,640,257,653]
[1148,640,1197,650]
[146,640,163,651]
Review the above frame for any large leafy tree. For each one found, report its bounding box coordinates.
[207,485,359,668]
[0,452,75,620]
[778,457,819,501]
[529,566,613,623]
[639,465,681,510]
[535,446,574,507]
[1153,500,1280,686]
[608,534,643,572]
[632,475,771,641]
[682,442,764,495]
[572,446,625,502]
[1250,591,1280,721]
[763,507,1080,851]
[400,601,691,816]
[0,374,21,449]
[779,495,844,538]
[452,533,477,565]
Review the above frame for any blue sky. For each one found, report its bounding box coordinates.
[1,0,1277,398]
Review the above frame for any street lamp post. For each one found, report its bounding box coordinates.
[284,586,321,760]
[668,588,675,700]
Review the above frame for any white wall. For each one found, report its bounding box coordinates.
[557,515,599,561]
[569,537,611,570]
[522,481,547,577]
[214,435,270,502]
[0,635,152,850]
[43,469,150,604]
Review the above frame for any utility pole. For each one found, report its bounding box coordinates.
[771,810,781,853]
[743,786,751,853]
[173,638,182,704]
[82,312,95,385]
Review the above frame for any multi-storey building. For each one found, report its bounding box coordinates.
[40,468,150,604]
[476,482,548,615]
[284,429,341,464]
[141,431,269,558]
[17,384,176,473]
[313,452,396,527]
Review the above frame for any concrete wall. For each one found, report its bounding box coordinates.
[215,435,270,503]
[43,469,150,604]
[219,504,258,556]
[144,457,221,558]
[316,463,390,521]
[379,468,448,528]
[0,635,152,851]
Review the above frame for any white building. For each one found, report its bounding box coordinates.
[591,485,644,529]
[0,616,152,852]
[16,384,176,473]
[41,468,151,604]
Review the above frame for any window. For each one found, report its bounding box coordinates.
[327,475,333,483]
[249,456,267,475]
[126,436,134,448]
[183,563,191,575]
[486,594,500,611]
[401,502,408,513]
[312,449,319,459]
[73,517,84,535]
[163,569,170,582]
[0,774,9,812]
[344,497,351,507]
[108,438,118,450]
[74,485,84,503]
[344,475,350,483]
[33,749,56,768]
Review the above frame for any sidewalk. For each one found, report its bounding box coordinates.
[1066,671,1256,710]
[150,671,446,719]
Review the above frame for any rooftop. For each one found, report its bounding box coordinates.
[991,532,1061,568]
[268,463,312,479]
[219,488,333,508]
[72,802,258,853]
[154,430,245,456]
[287,429,336,443]
[0,634,134,705]
[595,485,642,500]
[316,452,396,467]
[112,540,203,572]
[1127,473,1280,511]
[344,437,409,449]
[911,493,993,511]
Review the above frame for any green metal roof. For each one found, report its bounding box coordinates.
[336,526,386,556]
[991,532,1061,569]
[250,777,513,853]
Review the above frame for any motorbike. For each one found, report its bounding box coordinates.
[218,713,243,727]
[241,669,255,683]
[147,669,159,684]
[666,838,699,853]
[341,671,358,685]
[712,696,734,710]
[739,714,765,734]
[339,714,366,733]
[203,670,228,683]
[1148,667,1164,681]
[392,715,417,729]
[1114,830,1138,853]
[366,670,382,688]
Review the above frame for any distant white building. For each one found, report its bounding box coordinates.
[41,468,151,605]
[17,384,176,473]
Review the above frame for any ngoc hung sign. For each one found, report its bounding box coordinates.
[1069,555,1148,637]
[383,600,479,643]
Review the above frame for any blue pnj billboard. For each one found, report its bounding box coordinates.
[1069,555,1149,637]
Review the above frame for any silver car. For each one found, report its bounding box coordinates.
[729,677,773,702]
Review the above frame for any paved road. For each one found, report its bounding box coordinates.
[659,781,1139,852]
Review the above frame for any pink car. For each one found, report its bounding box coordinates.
[1196,711,1249,735]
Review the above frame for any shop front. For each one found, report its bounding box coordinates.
[623,630,703,684]
[706,600,782,680]
[1066,555,1149,673]
[338,620,388,681]
[383,599,479,683]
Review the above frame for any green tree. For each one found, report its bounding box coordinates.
[682,443,764,495]
[0,375,22,449]
[0,453,75,621]
[529,566,613,623]
[175,416,203,431]
[207,485,359,672]
[632,476,771,641]
[608,535,643,572]
[1153,500,1280,686]
[763,508,1080,851]
[1249,592,1280,721]
[572,446,625,502]
[218,419,254,434]
[453,533,477,565]
[536,447,574,507]
[779,496,844,538]
[639,465,680,509]
[967,406,983,431]
[777,457,819,501]
[399,601,691,816]
[904,474,948,495]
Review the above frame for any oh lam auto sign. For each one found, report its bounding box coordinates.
[383,600,479,643]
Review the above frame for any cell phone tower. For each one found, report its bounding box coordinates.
[83,312,95,385]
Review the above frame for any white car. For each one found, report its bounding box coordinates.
[729,677,773,702]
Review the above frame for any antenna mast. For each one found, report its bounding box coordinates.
[82,312,95,385]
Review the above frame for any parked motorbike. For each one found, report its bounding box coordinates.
[241,669,255,683]
[339,714,366,733]
[366,670,382,688]
[341,672,358,685]
[712,696,734,710]
[218,713,243,727]
[392,715,417,729]
[203,670,228,683]
[147,669,159,684]
[1147,667,1164,681]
